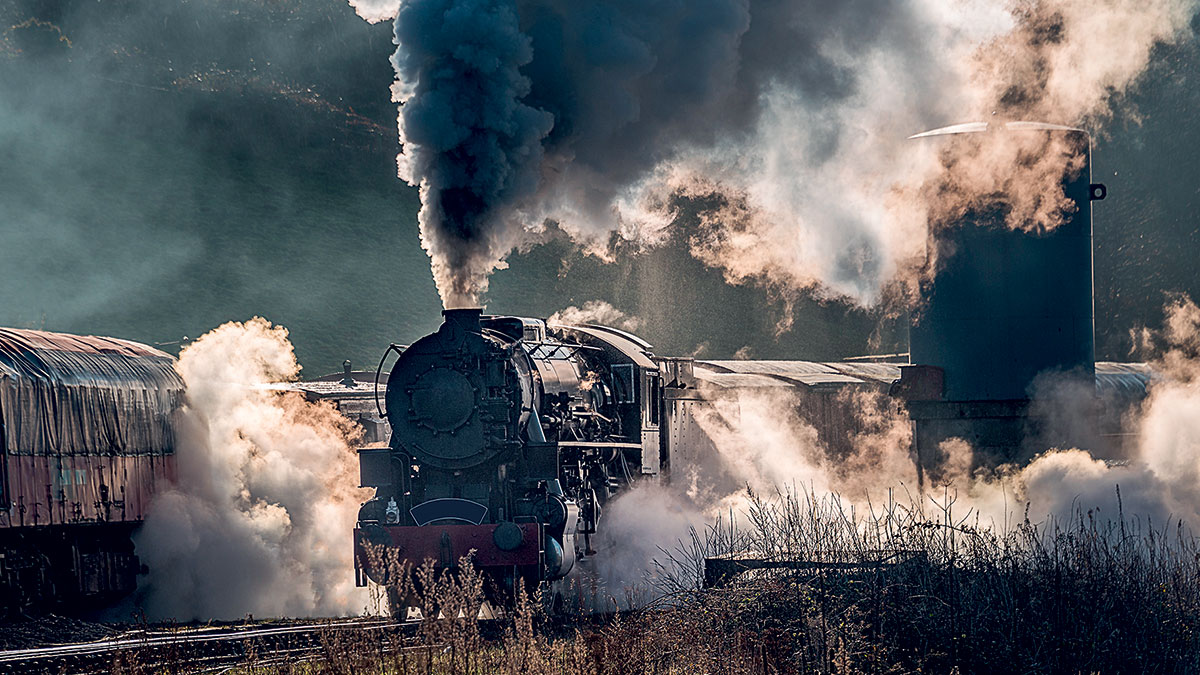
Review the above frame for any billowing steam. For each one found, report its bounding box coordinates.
[588,384,919,594]
[351,0,1195,309]
[592,295,1200,594]
[347,0,401,24]
[548,300,641,332]
[934,295,1200,527]
[135,318,370,620]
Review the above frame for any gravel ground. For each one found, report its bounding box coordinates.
[0,614,124,650]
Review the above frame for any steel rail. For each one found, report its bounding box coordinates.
[0,617,412,674]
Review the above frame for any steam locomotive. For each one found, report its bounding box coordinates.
[348,307,1151,603]
[352,308,664,597]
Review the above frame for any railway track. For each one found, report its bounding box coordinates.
[0,617,412,674]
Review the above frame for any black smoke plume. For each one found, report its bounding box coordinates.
[390,0,552,307]
[360,0,1195,309]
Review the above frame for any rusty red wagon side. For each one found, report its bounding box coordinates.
[0,327,182,611]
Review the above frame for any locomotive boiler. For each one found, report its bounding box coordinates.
[353,308,662,597]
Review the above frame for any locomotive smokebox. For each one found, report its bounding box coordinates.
[901,122,1104,467]
[384,305,499,472]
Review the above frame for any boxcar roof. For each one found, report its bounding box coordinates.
[696,359,1152,395]
[0,328,173,360]
[0,327,182,455]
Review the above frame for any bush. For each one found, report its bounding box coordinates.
[229,489,1200,674]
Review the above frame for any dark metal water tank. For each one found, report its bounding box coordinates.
[908,122,1097,402]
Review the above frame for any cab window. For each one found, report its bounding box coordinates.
[612,365,635,404]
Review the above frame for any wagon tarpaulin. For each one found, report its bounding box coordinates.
[0,328,183,457]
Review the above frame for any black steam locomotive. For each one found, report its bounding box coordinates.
[353,308,663,597]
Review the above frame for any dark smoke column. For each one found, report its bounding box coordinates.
[391,0,553,308]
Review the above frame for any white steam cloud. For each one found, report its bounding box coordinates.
[353,0,1195,309]
[596,296,1200,594]
[135,318,370,620]
[348,0,401,23]
[922,297,1200,528]
[548,300,642,332]
[588,385,919,594]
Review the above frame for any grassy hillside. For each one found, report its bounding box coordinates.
[0,0,1196,372]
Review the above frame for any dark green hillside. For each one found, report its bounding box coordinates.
[0,0,1195,371]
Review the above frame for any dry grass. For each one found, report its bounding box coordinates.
[642,488,1200,673]
[136,489,1200,673]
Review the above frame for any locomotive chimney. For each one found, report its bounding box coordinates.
[441,307,484,333]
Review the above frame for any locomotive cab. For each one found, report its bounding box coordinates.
[354,308,663,601]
